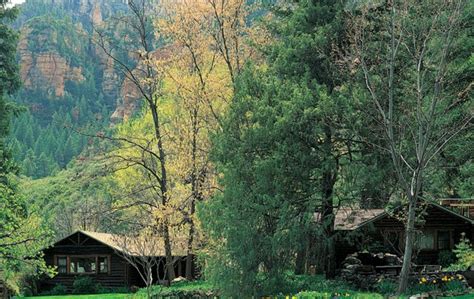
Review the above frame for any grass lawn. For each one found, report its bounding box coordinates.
[14,292,474,299]
[15,295,133,299]
[13,280,473,299]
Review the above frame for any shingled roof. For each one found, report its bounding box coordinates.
[314,201,473,231]
[314,208,386,231]
[55,230,188,257]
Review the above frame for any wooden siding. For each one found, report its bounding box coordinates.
[42,245,131,292]
[334,205,473,267]
[39,231,197,293]
[40,232,137,292]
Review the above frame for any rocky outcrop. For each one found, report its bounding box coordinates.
[18,25,85,98]
[101,57,120,101]
[91,3,103,25]
[20,52,85,98]
[340,252,403,290]
[15,0,139,119]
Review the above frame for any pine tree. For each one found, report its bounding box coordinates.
[22,149,38,177]
[201,1,353,294]
[0,0,50,273]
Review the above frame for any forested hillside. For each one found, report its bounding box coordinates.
[1,0,472,297]
[9,0,128,178]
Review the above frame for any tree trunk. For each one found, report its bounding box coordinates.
[295,243,307,274]
[322,125,337,279]
[322,200,336,278]
[163,222,176,282]
[186,107,198,280]
[185,253,194,280]
[398,197,417,293]
[149,104,176,282]
[146,265,153,299]
[185,208,195,280]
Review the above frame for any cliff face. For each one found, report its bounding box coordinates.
[18,27,86,98]
[16,0,142,121]
[16,0,126,104]
[20,52,85,98]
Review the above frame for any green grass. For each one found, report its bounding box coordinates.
[14,279,473,299]
[15,295,132,299]
[296,291,383,298]
[14,291,474,299]
[14,280,213,299]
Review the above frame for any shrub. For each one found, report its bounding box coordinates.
[148,281,217,298]
[442,279,466,293]
[438,250,456,268]
[450,234,474,271]
[72,276,100,294]
[409,273,468,295]
[49,284,67,295]
[296,291,383,299]
[375,279,397,295]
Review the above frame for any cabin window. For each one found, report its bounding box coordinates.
[385,230,401,252]
[418,231,435,250]
[54,255,110,274]
[98,256,109,273]
[57,256,67,274]
[437,230,451,250]
[70,256,96,274]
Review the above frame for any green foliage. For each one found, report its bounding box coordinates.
[439,250,457,268]
[49,284,67,296]
[72,276,101,294]
[0,0,53,288]
[284,274,354,294]
[447,235,474,271]
[200,0,358,295]
[296,291,383,299]
[200,65,322,296]
[412,274,468,295]
[18,159,119,237]
[10,105,107,178]
[0,1,20,95]
[7,2,117,178]
[375,280,397,295]
[442,279,467,293]
[144,280,215,298]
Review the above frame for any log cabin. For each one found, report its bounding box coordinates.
[317,201,474,268]
[39,230,194,293]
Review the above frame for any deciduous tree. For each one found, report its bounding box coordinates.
[348,0,473,292]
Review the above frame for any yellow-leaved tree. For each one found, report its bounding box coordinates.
[97,0,263,283]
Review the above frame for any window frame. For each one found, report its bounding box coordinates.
[98,256,110,274]
[436,230,452,251]
[69,255,98,275]
[55,255,68,274]
[53,255,111,275]
[414,229,454,251]
[383,229,403,253]
[417,230,436,250]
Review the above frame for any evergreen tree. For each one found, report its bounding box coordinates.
[201,0,353,294]
[22,149,37,177]
[0,0,50,275]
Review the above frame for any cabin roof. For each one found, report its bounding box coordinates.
[51,230,188,257]
[314,208,386,231]
[315,201,473,231]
